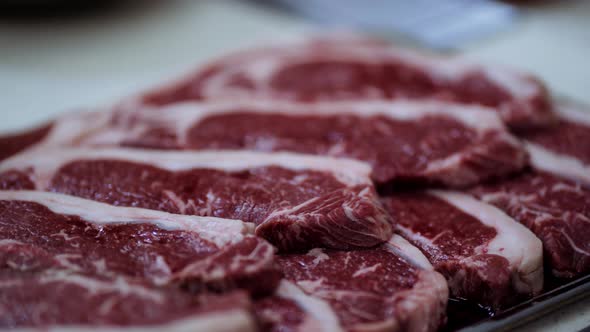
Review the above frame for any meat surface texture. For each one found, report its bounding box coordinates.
[256,235,448,332]
[0,148,392,252]
[0,191,268,330]
[134,36,553,129]
[470,101,590,278]
[3,277,255,332]
[381,191,543,309]
[83,100,528,189]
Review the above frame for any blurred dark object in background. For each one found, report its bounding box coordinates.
[0,0,135,19]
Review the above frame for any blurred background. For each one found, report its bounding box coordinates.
[1,0,589,132]
[0,0,589,330]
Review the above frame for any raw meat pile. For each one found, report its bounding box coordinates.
[1,35,589,332]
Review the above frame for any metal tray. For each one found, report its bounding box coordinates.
[444,274,590,331]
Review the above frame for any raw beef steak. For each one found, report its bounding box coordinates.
[470,101,590,278]
[0,148,392,252]
[0,190,278,295]
[255,235,448,332]
[0,111,112,162]
[3,274,256,331]
[381,191,543,309]
[519,100,590,185]
[135,36,553,128]
[471,171,590,279]
[84,100,528,188]
[0,190,271,330]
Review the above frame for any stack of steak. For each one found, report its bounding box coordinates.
[1,35,589,332]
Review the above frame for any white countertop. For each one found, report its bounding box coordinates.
[1,1,589,330]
